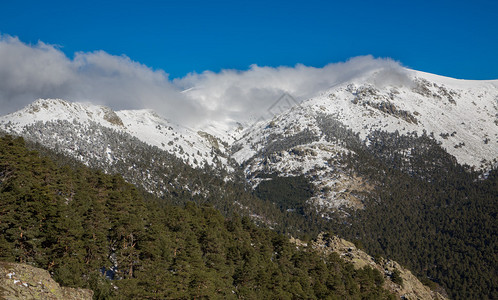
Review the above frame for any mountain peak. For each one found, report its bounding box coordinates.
[5,98,124,128]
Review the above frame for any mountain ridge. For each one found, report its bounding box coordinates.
[0,98,230,170]
[1,69,497,212]
[2,69,497,169]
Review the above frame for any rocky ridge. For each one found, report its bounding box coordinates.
[293,233,449,300]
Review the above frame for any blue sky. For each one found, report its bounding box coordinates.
[1,0,497,80]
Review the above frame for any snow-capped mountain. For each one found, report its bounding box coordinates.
[1,68,497,210]
[231,69,498,210]
[0,98,230,169]
[233,70,498,168]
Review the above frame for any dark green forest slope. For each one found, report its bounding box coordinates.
[0,135,393,299]
[2,126,496,299]
[19,121,326,239]
[334,131,498,300]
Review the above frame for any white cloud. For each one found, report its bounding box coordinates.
[0,35,198,124]
[177,56,412,128]
[0,35,411,129]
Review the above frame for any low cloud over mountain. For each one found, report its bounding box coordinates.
[0,35,410,128]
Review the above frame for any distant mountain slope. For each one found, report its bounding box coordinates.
[1,69,497,213]
[231,69,498,210]
[0,98,229,169]
[233,70,498,168]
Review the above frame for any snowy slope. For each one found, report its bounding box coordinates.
[318,70,498,168]
[0,98,228,169]
[232,69,498,168]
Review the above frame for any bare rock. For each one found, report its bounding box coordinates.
[0,261,93,300]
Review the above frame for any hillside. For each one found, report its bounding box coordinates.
[1,67,497,298]
[0,134,398,299]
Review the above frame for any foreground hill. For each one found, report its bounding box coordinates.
[0,135,398,299]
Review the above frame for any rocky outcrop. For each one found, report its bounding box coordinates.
[0,261,93,300]
[102,106,124,127]
[308,233,448,300]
